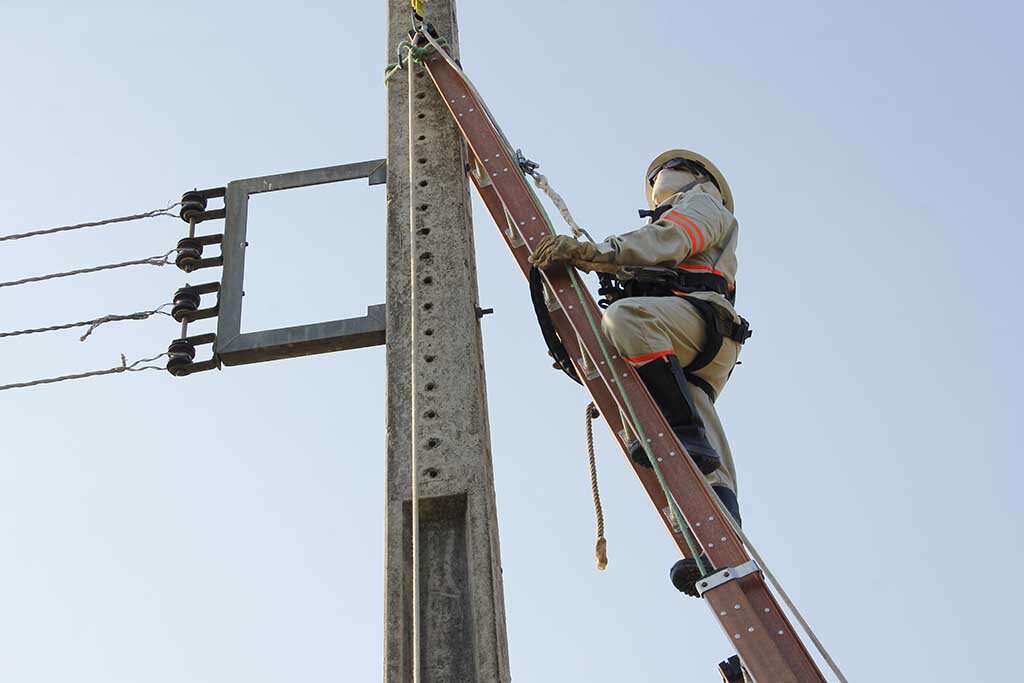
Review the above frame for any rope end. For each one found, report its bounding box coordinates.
[595,536,608,571]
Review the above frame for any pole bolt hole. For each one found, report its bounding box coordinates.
[425,467,439,478]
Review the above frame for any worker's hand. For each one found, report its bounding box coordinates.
[528,235,597,270]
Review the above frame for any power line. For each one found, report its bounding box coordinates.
[0,249,176,289]
[0,353,168,392]
[0,304,172,341]
[0,202,181,242]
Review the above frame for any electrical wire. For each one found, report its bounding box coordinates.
[0,304,172,341]
[0,249,176,289]
[0,202,180,242]
[0,353,168,392]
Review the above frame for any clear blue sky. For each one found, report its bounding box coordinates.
[1,1,1020,681]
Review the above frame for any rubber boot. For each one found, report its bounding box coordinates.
[628,355,721,475]
[670,486,741,598]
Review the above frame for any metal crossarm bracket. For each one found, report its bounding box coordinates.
[213,159,388,366]
[696,559,761,596]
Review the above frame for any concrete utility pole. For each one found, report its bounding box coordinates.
[383,1,512,681]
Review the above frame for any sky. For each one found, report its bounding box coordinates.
[0,1,1021,681]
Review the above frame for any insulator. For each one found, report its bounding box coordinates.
[175,238,203,272]
[179,190,208,224]
[171,287,201,322]
[166,338,197,376]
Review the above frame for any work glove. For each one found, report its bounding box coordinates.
[528,234,599,270]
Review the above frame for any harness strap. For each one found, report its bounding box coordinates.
[686,373,718,403]
[681,297,725,376]
[681,297,753,402]
[529,267,582,385]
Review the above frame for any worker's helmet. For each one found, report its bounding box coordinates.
[645,149,733,212]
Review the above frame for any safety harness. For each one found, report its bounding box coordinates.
[533,196,752,401]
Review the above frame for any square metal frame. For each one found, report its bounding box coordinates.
[215,159,388,366]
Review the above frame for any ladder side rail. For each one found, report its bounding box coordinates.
[424,52,827,683]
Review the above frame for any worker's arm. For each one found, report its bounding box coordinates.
[591,192,731,267]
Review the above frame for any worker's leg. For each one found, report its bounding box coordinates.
[602,296,741,480]
[603,296,744,597]
[602,297,722,474]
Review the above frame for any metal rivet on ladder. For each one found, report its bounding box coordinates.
[734,604,741,610]
[748,627,755,633]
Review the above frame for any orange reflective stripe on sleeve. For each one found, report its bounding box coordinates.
[663,210,705,253]
[623,349,675,366]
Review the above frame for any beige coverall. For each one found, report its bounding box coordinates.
[593,184,743,494]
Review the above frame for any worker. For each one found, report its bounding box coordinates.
[528,149,751,597]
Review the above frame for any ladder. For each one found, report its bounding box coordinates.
[409,26,831,683]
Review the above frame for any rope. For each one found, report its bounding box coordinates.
[384,37,449,85]
[585,402,608,570]
[715,499,850,682]
[0,249,176,289]
[0,202,180,242]
[526,169,596,243]
[0,304,172,341]
[0,353,168,392]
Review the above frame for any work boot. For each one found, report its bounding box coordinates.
[670,486,741,598]
[628,355,721,475]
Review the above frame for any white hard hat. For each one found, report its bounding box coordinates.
[645,149,733,212]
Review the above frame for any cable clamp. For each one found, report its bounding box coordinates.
[696,559,761,597]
